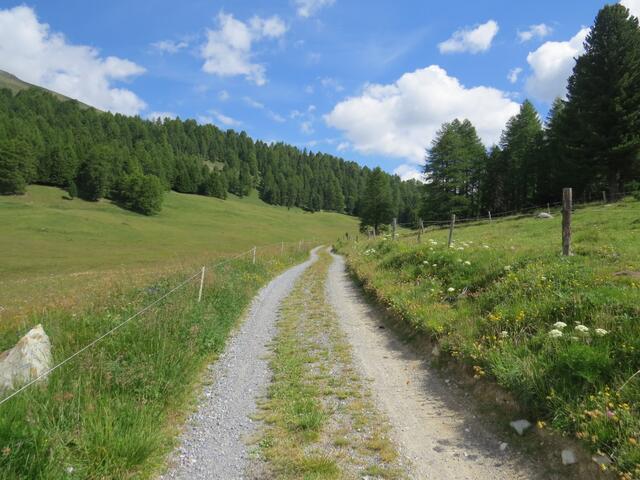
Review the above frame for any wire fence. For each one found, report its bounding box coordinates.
[0,238,316,407]
[388,189,640,238]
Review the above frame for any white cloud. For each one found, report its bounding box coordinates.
[295,0,335,18]
[394,164,424,182]
[621,0,640,17]
[507,67,523,84]
[151,39,188,54]
[147,111,177,121]
[320,77,344,92]
[517,24,553,43]
[301,121,314,134]
[325,65,520,163]
[213,110,242,127]
[201,11,286,86]
[218,89,230,101]
[268,111,286,123]
[0,5,146,115]
[524,27,589,103]
[243,96,264,109]
[336,141,350,152]
[438,20,499,54]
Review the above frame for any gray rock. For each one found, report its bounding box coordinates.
[0,324,52,392]
[499,442,508,452]
[537,212,553,219]
[561,449,577,465]
[509,419,532,436]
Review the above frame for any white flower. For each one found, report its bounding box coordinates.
[447,287,455,292]
[500,331,509,338]
[457,246,465,251]
[595,328,608,337]
[541,276,547,281]
[423,260,429,264]
[553,322,567,329]
[464,261,471,265]
[548,329,563,338]
[457,258,463,262]
[483,245,490,249]
[432,264,437,267]
[504,265,512,271]
[575,325,590,334]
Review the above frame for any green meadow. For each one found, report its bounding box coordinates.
[339,198,640,478]
[0,185,358,322]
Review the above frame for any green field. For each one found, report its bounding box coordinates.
[0,185,358,322]
[339,199,640,478]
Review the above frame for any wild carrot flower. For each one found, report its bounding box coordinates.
[504,265,512,271]
[595,328,608,336]
[548,329,563,338]
[447,287,455,292]
[553,321,567,329]
[464,260,471,265]
[575,325,590,334]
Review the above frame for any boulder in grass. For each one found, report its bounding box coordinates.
[537,212,553,219]
[0,324,52,392]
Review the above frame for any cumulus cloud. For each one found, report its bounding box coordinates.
[524,27,589,103]
[243,96,265,109]
[621,0,640,17]
[438,20,499,54]
[517,23,553,43]
[325,65,520,163]
[199,110,242,128]
[295,0,335,18]
[218,89,230,101]
[394,164,424,182]
[201,11,286,86]
[0,5,146,115]
[151,39,188,54]
[507,67,523,84]
[301,120,314,134]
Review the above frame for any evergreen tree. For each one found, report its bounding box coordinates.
[360,167,393,233]
[564,4,640,197]
[0,139,35,194]
[422,119,486,219]
[499,100,543,210]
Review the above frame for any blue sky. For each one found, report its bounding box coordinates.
[1,0,637,179]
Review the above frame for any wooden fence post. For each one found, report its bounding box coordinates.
[417,218,423,243]
[198,266,205,302]
[252,246,257,264]
[488,211,492,224]
[447,214,456,248]
[392,218,397,241]
[547,203,551,214]
[602,191,607,204]
[562,188,572,256]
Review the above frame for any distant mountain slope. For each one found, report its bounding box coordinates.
[0,69,92,108]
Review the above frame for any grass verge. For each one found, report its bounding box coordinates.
[337,199,640,479]
[0,249,308,479]
[254,250,405,479]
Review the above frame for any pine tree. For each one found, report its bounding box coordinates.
[500,100,543,210]
[564,4,640,197]
[360,167,393,233]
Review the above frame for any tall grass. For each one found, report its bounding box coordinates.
[339,198,640,478]
[0,249,308,479]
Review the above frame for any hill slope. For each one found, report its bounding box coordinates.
[0,185,358,320]
[340,198,640,477]
[0,69,91,107]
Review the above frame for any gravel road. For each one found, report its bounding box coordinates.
[326,252,541,480]
[160,248,320,480]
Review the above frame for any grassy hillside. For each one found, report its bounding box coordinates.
[339,199,640,478]
[0,69,89,106]
[0,185,358,322]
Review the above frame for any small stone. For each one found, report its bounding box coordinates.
[509,419,532,436]
[561,449,577,465]
[592,454,612,466]
[431,345,440,357]
[499,442,508,451]
[537,212,553,219]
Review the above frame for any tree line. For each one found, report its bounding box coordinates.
[421,4,640,221]
[0,85,421,218]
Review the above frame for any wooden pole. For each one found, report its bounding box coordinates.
[547,203,551,214]
[602,191,607,204]
[562,188,572,256]
[488,211,492,223]
[392,218,397,241]
[417,218,423,243]
[252,246,257,264]
[447,214,456,248]
[198,266,205,302]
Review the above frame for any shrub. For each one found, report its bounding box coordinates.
[116,173,164,215]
